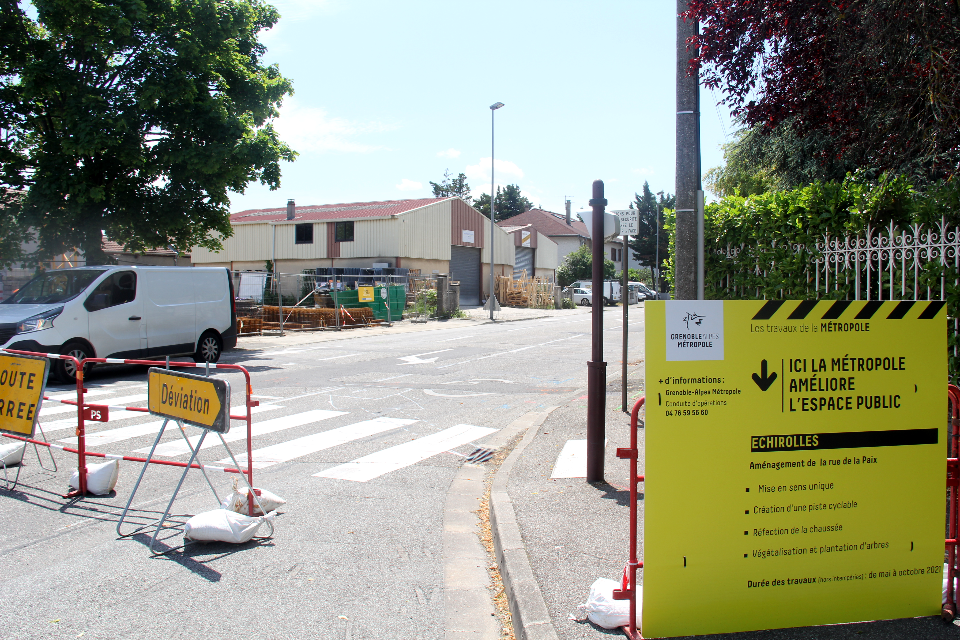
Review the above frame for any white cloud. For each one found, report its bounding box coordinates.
[272,99,395,154]
[396,179,422,191]
[465,157,524,184]
[632,168,654,176]
[437,148,461,159]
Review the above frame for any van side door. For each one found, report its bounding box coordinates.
[140,269,196,357]
[84,270,144,359]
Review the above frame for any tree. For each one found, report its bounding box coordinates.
[473,184,533,220]
[628,183,673,287]
[556,244,616,288]
[0,0,296,264]
[704,121,860,195]
[429,169,471,202]
[686,0,960,183]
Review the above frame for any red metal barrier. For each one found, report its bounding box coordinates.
[945,384,960,620]
[614,396,645,639]
[0,350,257,502]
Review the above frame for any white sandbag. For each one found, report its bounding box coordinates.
[579,577,642,630]
[221,486,286,516]
[68,460,120,495]
[944,564,951,605]
[183,508,276,544]
[0,441,25,467]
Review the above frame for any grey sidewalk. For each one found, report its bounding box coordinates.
[491,380,960,640]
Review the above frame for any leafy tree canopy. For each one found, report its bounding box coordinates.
[473,184,532,220]
[0,0,296,264]
[429,169,471,202]
[686,0,960,184]
[556,244,615,287]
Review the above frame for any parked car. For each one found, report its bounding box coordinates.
[0,266,237,382]
[634,282,659,301]
[569,280,621,305]
[571,288,593,306]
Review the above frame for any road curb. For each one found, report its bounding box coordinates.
[490,409,562,640]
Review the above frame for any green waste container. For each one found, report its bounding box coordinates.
[331,286,404,321]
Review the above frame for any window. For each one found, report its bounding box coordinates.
[611,248,622,262]
[84,271,137,311]
[335,221,354,242]
[5,269,106,305]
[295,223,313,244]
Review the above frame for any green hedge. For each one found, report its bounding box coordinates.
[663,174,960,382]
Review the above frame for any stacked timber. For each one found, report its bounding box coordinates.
[495,272,554,309]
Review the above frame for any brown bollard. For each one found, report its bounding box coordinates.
[587,179,607,483]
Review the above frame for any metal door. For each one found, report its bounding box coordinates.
[514,247,534,279]
[449,245,481,305]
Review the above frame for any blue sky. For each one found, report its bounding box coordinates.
[235,0,734,216]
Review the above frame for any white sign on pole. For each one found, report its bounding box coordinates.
[611,209,639,236]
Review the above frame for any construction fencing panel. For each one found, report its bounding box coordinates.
[231,269,409,334]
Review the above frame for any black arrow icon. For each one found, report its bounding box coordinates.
[752,360,778,391]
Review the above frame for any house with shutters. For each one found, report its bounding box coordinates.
[190,197,558,305]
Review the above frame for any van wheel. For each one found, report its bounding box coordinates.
[194,331,222,363]
[56,341,92,384]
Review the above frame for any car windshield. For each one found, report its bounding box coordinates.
[3,270,107,305]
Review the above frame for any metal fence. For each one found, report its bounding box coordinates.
[231,269,410,335]
[712,217,959,369]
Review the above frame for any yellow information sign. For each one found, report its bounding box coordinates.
[0,353,48,437]
[644,300,946,637]
[358,286,374,302]
[148,368,230,433]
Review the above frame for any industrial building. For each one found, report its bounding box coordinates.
[191,197,558,305]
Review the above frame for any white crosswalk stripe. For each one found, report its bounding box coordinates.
[31,380,502,483]
[138,409,345,457]
[315,423,496,482]
[220,417,418,469]
[57,404,285,448]
[551,439,588,478]
[46,384,145,401]
[39,393,148,417]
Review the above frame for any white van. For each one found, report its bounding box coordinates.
[0,266,237,382]
[569,280,622,306]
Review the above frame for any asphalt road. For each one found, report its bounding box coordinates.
[0,306,644,640]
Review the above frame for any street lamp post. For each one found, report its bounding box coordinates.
[489,101,504,321]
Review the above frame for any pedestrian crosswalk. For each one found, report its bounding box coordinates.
[27,383,498,483]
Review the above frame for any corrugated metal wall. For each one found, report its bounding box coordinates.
[481,222,515,266]
[192,224,283,263]
[450,198,485,248]
[193,199,475,265]
[535,232,558,269]
[400,201,451,260]
[339,218,402,258]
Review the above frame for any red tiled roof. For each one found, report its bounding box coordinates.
[230,198,449,223]
[497,208,588,238]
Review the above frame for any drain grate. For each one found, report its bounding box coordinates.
[465,448,495,464]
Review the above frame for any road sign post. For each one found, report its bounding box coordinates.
[612,209,639,413]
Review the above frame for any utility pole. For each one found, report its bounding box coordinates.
[675,2,701,300]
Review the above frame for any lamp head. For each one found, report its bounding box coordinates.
[490,102,504,110]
